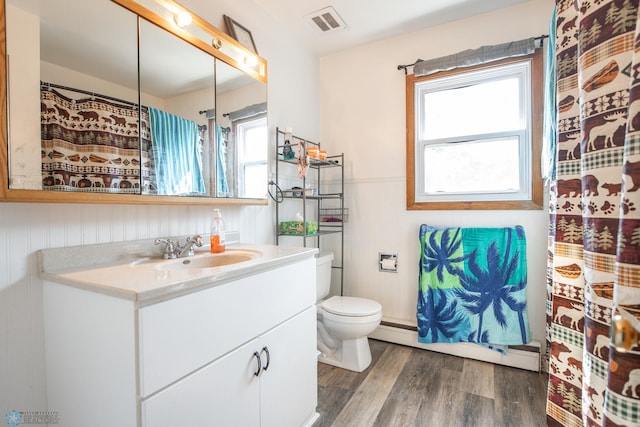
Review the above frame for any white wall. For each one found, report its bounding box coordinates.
[0,0,319,415]
[318,0,554,350]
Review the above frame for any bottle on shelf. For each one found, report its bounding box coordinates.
[282,127,295,159]
[210,209,226,253]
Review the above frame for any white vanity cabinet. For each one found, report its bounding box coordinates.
[42,254,318,427]
[142,307,317,427]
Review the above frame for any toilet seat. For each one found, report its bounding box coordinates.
[320,296,382,317]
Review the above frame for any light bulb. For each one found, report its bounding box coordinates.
[244,55,258,67]
[174,11,192,28]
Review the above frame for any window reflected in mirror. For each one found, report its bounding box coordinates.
[214,60,268,198]
[237,116,268,198]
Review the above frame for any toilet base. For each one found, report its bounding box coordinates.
[318,336,372,372]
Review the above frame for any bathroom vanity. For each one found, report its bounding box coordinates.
[39,241,319,427]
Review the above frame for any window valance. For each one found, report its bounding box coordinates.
[227,102,267,122]
[413,37,536,77]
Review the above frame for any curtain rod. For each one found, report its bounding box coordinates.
[198,109,229,133]
[40,81,139,108]
[396,34,549,75]
[44,81,206,132]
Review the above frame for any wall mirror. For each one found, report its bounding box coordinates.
[1,0,268,204]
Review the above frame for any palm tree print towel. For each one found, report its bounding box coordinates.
[417,225,532,348]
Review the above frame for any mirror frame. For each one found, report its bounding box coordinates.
[0,0,268,205]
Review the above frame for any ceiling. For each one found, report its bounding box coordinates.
[6,0,536,98]
[252,0,533,56]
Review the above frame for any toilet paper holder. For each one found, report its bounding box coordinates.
[379,253,398,273]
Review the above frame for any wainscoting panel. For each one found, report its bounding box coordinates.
[323,178,549,366]
[0,202,273,416]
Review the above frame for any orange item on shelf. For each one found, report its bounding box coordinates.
[319,150,327,160]
[306,146,319,158]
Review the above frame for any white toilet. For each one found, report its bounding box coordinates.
[316,252,382,372]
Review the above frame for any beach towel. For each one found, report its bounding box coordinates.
[417,225,531,349]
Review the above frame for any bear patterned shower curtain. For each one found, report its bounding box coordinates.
[546,0,640,425]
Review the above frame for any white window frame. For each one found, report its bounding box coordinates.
[406,51,543,210]
[235,115,267,198]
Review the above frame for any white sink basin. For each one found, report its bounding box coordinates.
[156,250,260,271]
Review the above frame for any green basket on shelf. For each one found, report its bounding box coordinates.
[279,221,318,236]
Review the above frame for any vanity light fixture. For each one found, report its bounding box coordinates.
[174,11,192,28]
[115,0,267,83]
[244,55,259,67]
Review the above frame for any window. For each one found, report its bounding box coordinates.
[236,115,267,198]
[406,51,543,210]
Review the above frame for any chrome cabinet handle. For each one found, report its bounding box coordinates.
[261,346,270,372]
[253,351,262,377]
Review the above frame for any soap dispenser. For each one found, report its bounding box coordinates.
[210,209,226,253]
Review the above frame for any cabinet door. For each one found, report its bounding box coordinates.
[260,307,318,427]
[141,338,261,427]
[138,257,315,397]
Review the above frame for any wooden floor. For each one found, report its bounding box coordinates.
[316,339,548,427]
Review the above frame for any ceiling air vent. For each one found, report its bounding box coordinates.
[305,6,347,32]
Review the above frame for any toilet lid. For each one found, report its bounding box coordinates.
[322,296,381,317]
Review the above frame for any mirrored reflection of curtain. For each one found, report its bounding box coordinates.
[216,124,229,195]
[40,87,151,193]
[546,1,640,426]
[148,107,205,195]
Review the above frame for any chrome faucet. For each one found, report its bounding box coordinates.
[176,235,203,258]
[154,235,203,259]
[154,238,177,259]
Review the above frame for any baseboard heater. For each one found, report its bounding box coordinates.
[370,321,541,372]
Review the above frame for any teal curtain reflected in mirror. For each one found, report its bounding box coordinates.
[216,124,229,195]
[149,107,205,195]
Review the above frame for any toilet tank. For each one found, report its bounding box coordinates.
[316,252,334,301]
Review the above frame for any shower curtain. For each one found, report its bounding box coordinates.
[216,124,229,196]
[41,87,152,193]
[546,0,640,425]
[148,107,205,195]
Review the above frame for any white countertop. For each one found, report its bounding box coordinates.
[39,240,318,304]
